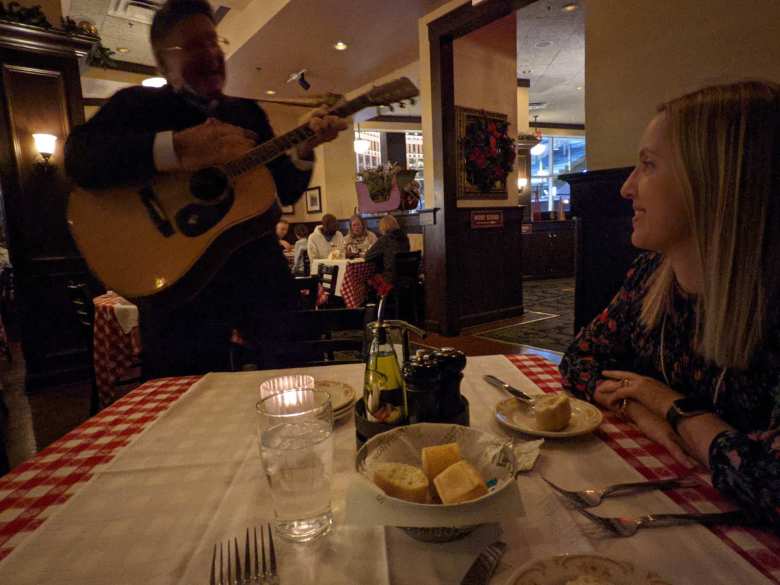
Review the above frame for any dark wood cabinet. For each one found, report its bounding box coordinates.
[561,168,640,332]
[521,220,575,278]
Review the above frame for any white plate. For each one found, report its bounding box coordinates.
[512,554,672,585]
[315,379,356,412]
[495,395,603,438]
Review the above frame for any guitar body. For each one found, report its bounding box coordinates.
[67,164,278,304]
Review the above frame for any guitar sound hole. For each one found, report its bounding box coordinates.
[190,167,228,201]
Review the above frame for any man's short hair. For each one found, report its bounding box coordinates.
[150,0,214,50]
[277,218,289,225]
[322,213,336,224]
[294,224,309,238]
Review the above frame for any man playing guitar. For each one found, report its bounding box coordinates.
[65,0,348,377]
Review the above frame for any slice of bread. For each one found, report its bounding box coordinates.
[534,393,572,431]
[421,442,462,480]
[373,463,430,503]
[433,460,488,504]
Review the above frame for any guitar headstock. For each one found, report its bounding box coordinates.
[365,77,420,109]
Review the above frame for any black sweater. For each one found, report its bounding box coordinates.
[364,228,410,285]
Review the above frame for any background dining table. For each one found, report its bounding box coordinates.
[93,291,142,408]
[310,258,376,308]
[0,354,777,585]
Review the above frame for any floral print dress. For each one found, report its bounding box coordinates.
[559,252,780,529]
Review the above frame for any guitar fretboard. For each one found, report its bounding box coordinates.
[223,95,373,177]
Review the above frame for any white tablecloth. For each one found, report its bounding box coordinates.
[310,258,365,297]
[0,356,771,585]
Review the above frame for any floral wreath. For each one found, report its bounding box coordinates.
[462,115,516,193]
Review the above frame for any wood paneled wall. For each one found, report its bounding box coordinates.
[0,24,95,389]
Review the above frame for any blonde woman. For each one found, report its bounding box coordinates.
[560,81,779,528]
[344,214,378,258]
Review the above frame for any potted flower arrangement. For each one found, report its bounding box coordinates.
[356,162,417,213]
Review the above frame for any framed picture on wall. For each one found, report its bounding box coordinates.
[455,106,514,200]
[304,186,322,213]
[280,204,294,215]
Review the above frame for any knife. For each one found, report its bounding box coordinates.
[484,375,534,404]
[459,541,507,585]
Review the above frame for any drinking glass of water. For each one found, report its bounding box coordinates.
[256,388,334,542]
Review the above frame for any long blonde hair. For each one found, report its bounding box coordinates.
[640,80,779,369]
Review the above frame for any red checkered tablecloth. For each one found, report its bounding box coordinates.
[0,376,198,562]
[93,293,142,409]
[341,261,376,308]
[506,353,780,584]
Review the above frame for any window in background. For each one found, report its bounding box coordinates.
[405,131,425,209]
[355,130,382,172]
[530,135,586,212]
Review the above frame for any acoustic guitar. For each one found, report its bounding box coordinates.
[67,77,418,306]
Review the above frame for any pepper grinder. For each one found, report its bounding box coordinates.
[432,347,467,420]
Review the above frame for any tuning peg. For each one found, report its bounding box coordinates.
[376,106,382,116]
[409,98,416,106]
[399,101,406,109]
[387,104,395,112]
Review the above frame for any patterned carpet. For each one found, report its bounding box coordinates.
[477,278,576,353]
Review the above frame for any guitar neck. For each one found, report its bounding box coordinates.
[223,94,373,177]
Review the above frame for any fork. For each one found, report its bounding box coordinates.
[542,475,700,507]
[210,523,278,585]
[577,507,747,537]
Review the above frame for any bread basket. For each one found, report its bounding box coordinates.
[354,423,519,542]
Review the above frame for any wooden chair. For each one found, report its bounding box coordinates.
[294,276,318,309]
[387,251,423,324]
[316,263,344,308]
[232,307,370,370]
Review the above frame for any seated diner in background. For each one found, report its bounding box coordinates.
[365,214,410,286]
[275,219,292,252]
[292,223,309,275]
[307,213,345,260]
[344,214,377,258]
[559,80,779,529]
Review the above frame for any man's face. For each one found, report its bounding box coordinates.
[323,217,337,236]
[157,14,226,98]
[275,222,288,240]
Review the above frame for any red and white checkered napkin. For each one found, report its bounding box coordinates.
[0,376,198,563]
[341,262,376,309]
[506,353,780,584]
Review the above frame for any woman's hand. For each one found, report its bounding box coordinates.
[598,370,685,419]
[622,401,697,468]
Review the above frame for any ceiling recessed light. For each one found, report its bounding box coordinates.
[334,41,348,51]
[142,77,167,88]
[116,47,129,53]
[576,85,583,90]
[562,2,578,12]
[265,90,276,95]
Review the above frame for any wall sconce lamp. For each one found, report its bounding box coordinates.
[517,176,529,193]
[33,133,57,165]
